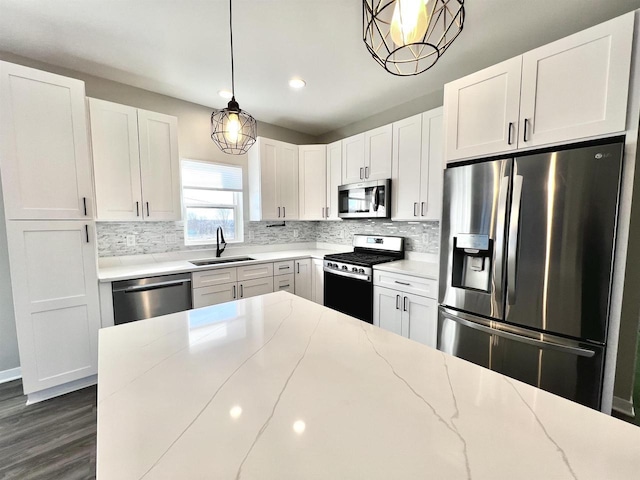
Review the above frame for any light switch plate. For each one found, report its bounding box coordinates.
[126,235,136,247]
[165,234,177,244]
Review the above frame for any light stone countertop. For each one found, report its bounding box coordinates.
[373,259,439,280]
[97,291,640,480]
[97,248,346,283]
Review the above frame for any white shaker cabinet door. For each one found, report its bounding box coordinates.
[89,98,143,221]
[0,61,93,220]
[278,142,299,220]
[342,133,365,184]
[311,258,324,305]
[373,286,403,336]
[405,293,438,348]
[519,12,633,148]
[274,274,295,294]
[326,140,342,220]
[252,138,279,220]
[392,114,423,220]
[192,283,237,308]
[421,108,444,220]
[239,277,274,299]
[6,221,100,394]
[444,56,522,162]
[298,145,327,220]
[137,109,181,221]
[364,124,392,181]
[294,258,312,301]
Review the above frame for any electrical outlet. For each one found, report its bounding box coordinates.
[293,229,299,238]
[165,234,177,244]
[126,235,136,247]
[338,229,345,240]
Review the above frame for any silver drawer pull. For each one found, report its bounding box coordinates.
[394,280,411,286]
[279,265,290,270]
[279,284,290,289]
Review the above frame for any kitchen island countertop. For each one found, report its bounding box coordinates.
[97,291,640,479]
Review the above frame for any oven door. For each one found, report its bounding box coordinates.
[324,270,373,323]
[338,179,390,219]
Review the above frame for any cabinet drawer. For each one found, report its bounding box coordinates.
[239,277,274,299]
[237,262,274,281]
[373,270,438,299]
[192,267,237,288]
[274,274,294,293]
[274,260,294,276]
[192,283,236,308]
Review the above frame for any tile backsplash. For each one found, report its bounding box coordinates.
[96,220,439,257]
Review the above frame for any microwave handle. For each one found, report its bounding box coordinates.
[372,186,379,211]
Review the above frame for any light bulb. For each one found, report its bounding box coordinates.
[390,0,429,47]
[225,113,242,143]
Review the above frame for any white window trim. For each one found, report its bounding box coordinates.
[181,159,244,246]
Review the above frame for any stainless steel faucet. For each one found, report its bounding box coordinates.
[216,226,226,257]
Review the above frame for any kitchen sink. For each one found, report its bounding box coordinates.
[189,256,255,266]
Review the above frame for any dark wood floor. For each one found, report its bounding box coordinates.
[0,379,96,480]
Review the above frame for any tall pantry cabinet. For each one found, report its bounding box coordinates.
[0,61,100,400]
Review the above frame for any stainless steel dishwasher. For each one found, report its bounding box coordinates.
[112,273,192,325]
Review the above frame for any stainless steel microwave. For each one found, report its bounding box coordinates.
[338,179,391,219]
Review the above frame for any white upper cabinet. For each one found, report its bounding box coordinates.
[298,145,326,220]
[249,137,299,221]
[0,61,93,220]
[392,108,443,221]
[342,133,365,184]
[444,57,522,162]
[342,125,392,184]
[365,124,393,181]
[89,99,181,221]
[519,13,633,148]
[326,140,342,220]
[444,12,634,162]
[137,109,182,221]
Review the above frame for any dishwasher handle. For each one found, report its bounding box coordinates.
[114,278,191,293]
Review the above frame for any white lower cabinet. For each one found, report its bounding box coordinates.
[294,258,312,300]
[311,258,324,305]
[274,274,294,293]
[192,263,275,308]
[373,272,438,348]
[6,221,101,394]
[192,283,236,308]
[240,276,274,299]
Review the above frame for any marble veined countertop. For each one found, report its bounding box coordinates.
[97,292,640,479]
[373,259,439,280]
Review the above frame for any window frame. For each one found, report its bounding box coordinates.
[181,158,244,246]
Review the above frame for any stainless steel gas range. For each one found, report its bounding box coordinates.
[324,234,404,323]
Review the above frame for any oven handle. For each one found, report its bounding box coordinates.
[323,267,371,282]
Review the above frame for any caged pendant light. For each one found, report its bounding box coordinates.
[363,0,465,76]
[211,0,257,154]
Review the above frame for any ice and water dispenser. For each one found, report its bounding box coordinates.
[451,234,492,292]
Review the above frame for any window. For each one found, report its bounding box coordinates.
[181,159,244,245]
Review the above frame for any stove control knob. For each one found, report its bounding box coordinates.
[341,265,348,271]
[358,268,365,274]
[327,262,334,268]
[352,267,358,272]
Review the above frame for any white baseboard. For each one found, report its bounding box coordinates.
[25,375,97,405]
[0,367,21,384]
[612,395,635,418]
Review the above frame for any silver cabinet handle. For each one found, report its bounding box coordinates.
[283,206,286,218]
[365,166,369,178]
[421,202,425,216]
[523,118,530,142]
[83,197,87,216]
[440,307,596,358]
[278,206,281,218]
[394,280,410,286]
[279,284,290,289]
[146,202,150,217]
[322,207,325,218]
[360,167,364,179]
[507,122,514,145]
[403,296,408,312]
[297,262,300,274]
[413,202,418,216]
[233,284,237,299]
[136,201,140,217]
[85,225,89,243]
[507,173,523,305]
[278,265,290,270]
[396,294,400,310]
[326,206,330,217]
[240,284,244,298]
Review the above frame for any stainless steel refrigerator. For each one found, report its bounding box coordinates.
[437,140,623,409]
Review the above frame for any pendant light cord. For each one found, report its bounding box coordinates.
[229,0,235,98]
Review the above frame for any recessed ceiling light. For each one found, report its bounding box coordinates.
[218,90,233,99]
[289,78,306,89]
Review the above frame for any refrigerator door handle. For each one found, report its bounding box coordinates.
[507,174,523,305]
[440,308,596,358]
[493,175,510,309]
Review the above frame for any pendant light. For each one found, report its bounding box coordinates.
[211,0,257,154]
[363,0,465,76]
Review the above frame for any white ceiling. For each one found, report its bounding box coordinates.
[1,0,639,136]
